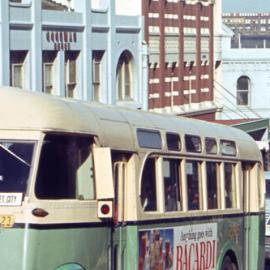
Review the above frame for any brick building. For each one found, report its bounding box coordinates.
[143,0,222,120]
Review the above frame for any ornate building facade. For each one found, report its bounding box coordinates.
[142,0,222,120]
[2,0,148,110]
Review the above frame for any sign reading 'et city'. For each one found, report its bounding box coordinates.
[46,31,77,51]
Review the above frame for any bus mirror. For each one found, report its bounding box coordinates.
[93,147,115,200]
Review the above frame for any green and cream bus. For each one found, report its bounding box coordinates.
[0,87,265,269]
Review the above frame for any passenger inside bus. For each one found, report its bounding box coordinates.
[165,182,178,211]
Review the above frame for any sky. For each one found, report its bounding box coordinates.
[222,0,270,13]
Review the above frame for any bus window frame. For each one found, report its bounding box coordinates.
[185,159,203,211]
[204,160,221,210]
[222,161,238,210]
[162,157,182,212]
[139,154,246,217]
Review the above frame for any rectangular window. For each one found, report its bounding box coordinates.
[92,51,101,101]
[65,51,79,98]
[137,129,162,149]
[68,59,76,84]
[43,63,53,94]
[42,51,57,94]
[206,162,219,209]
[93,60,100,80]
[205,137,217,154]
[149,35,160,66]
[0,140,35,195]
[12,64,23,88]
[35,134,95,200]
[237,91,249,106]
[224,163,236,208]
[220,140,236,156]
[186,160,200,210]
[165,35,179,65]
[166,133,181,151]
[185,135,202,153]
[10,51,28,89]
[163,159,181,211]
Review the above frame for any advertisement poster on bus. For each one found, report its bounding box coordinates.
[138,223,217,270]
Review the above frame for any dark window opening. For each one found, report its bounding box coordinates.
[163,159,181,211]
[185,135,202,153]
[186,160,200,210]
[205,137,217,154]
[141,158,157,211]
[0,141,35,193]
[35,134,94,200]
[224,163,236,208]
[206,162,218,209]
[166,133,181,151]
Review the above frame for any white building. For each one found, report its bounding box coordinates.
[216,22,270,156]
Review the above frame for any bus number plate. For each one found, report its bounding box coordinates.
[0,215,14,228]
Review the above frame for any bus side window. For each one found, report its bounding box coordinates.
[141,158,157,211]
[163,158,181,212]
[206,162,219,209]
[186,160,200,210]
[224,163,236,208]
[35,134,94,200]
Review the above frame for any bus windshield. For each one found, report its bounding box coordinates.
[0,141,35,193]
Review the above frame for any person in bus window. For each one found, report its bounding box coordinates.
[142,185,156,211]
[165,183,178,211]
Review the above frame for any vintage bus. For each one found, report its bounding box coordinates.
[0,87,265,270]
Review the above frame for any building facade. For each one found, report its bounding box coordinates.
[143,0,222,120]
[219,17,270,121]
[223,12,270,48]
[217,18,270,166]
[1,0,148,110]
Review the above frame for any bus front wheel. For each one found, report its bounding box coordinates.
[221,255,238,270]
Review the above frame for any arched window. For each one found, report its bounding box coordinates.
[116,51,133,101]
[236,76,250,106]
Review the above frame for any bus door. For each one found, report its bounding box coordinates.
[112,154,128,270]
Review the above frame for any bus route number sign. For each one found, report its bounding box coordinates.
[0,215,14,228]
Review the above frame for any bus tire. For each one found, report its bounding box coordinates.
[221,255,238,270]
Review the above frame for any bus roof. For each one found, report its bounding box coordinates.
[0,87,262,161]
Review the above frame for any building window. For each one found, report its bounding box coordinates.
[117,51,133,101]
[165,35,179,66]
[92,51,104,102]
[91,0,108,10]
[65,51,79,98]
[236,76,250,106]
[42,51,57,94]
[10,51,27,88]
[12,64,23,88]
[44,64,53,94]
